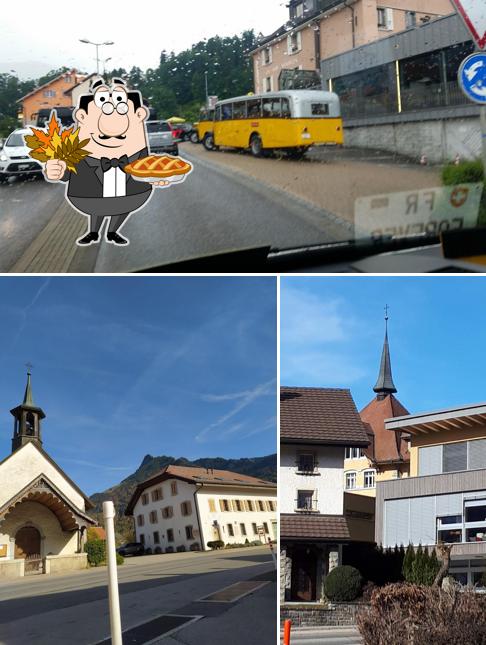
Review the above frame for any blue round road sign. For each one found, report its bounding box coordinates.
[458,52,486,104]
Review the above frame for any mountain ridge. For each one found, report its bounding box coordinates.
[89,453,277,516]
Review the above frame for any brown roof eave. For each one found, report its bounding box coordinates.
[281,438,369,447]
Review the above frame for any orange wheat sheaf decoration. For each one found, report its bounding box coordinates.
[24,111,91,173]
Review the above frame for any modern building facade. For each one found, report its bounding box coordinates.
[0,373,95,578]
[280,387,374,603]
[345,316,410,497]
[125,465,277,554]
[376,402,486,587]
[251,0,453,94]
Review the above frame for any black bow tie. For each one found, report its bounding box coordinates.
[100,155,129,172]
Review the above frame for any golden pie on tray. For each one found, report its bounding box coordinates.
[124,155,193,183]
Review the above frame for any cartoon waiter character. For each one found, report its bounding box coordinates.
[45,78,169,246]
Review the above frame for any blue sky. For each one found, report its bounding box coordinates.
[0,277,276,495]
[281,277,486,415]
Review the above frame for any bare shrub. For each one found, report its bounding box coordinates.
[356,582,486,645]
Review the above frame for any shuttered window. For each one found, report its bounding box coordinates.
[418,445,442,475]
[443,442,467,473]
[384,498,409,547]
[410,497,436,545]
[468,439,486,470]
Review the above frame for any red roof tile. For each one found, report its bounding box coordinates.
[360,394,410,464]
[281,387,369,446]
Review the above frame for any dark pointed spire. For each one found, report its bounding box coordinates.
[23,370,34,407]
[373,306,397,398]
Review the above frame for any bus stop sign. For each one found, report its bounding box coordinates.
[451,0,486,49]
[458,52,486,104]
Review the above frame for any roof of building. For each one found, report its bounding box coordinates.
[280,387,369,446]
[18,69,84,102]
[64,73,97,96]
[125,464,276,516]
[280,513,352,541]
[0,442,94,509]
[360,394,410,464]
[385,401,486,436]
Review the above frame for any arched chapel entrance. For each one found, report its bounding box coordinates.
[15,526,41,559]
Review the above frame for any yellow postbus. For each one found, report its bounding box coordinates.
[192,109,214,144]
[202,90,343,158]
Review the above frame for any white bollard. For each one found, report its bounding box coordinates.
[268,537,277,570]
[103,501,123,645]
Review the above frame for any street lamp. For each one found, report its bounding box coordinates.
[204,71,209,106]
[103,57,112,76]
[79,39,114,75]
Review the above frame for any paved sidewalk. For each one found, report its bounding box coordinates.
[280,626,363,645]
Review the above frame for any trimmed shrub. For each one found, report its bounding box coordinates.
[324,565,363,601]
[166,546,174,553]
[145,547,152,555]
[402,544,440,586]
[116,553,124,566]
[189,542,201,551]
[84,539,105,567]
[442,160,485,225]
[154,546,162,554]
[176,545,186,552]
[207,540,224,550]
[357,583,486,645]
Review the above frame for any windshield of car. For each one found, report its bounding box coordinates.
[5,133,25,147]
[146,122,172,133]
[0,2,484,273]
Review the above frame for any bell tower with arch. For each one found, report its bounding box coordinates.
[11,370,46,453]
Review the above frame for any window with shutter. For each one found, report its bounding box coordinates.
[468,439,486,470]
[418,445,442,475]
[443,442,467,473]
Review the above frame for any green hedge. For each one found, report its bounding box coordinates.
[442,160,486,226]
[84,539,124,567]
[207,540,224,550]
[324,565,363,601]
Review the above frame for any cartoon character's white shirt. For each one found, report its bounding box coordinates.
[102,167,127,198]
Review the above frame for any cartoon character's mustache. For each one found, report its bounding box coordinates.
[98,134,127,140]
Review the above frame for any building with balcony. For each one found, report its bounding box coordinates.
[345,315,410,497]
[376,402,486,586]
[280,387,374,603]
[250,0,452,94]
[125,465,277,553]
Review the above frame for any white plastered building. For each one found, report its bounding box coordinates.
[126,465,277,553]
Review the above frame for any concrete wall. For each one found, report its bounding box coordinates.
[0,558,24,578]
[0,501,78,559]
[280,444,345,515]
[344,113,482,164]
[0,443,86,511]
[45,553,87,574]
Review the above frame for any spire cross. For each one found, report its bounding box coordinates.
[25,362,33,374]
[384,304,389,321]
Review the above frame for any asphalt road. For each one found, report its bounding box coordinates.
[0,175,65,272]
[0,546,276,645]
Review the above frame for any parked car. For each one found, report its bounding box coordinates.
[36,107,73,128]
[176,123,195,142]
[146,120,179,156]
[116,542,145,557]
[0,129,43,182]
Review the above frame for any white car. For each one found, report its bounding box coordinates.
[0,128,44,182]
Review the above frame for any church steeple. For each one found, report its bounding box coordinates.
[11,370,46,453]
[373,306,397,400]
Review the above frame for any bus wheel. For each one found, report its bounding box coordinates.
[250,134,263,158]
[203,133,215,151]
[190,132,199,144]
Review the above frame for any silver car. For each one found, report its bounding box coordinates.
[0,128,44,182]
[146,121,179,156]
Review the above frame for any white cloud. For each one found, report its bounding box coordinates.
[281,286,349,346]
[195,378,276,443]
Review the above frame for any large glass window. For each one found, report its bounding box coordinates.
[399,50,443,111]
[443,442,467,473]
[334,64,397,119]
[438,527,463,543]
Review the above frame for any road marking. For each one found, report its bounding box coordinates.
[197,580,269,603]
[92,614,202,645]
